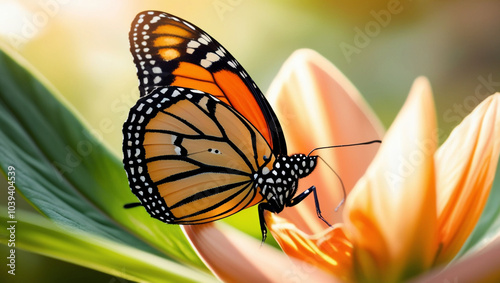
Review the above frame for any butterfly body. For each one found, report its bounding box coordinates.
[123,11,328,241]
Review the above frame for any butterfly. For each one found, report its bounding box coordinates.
[123,10,333,242]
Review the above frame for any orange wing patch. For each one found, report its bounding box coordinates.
[171,62,225,98]
[147,159,199,181]
[171,182,258,224]
[154,35,185,47]
[213,70,272,144]
[153,23,194,38]
[172,62,213,81]
[153,24,194,61]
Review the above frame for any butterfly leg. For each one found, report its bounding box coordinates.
[123,202,142,209]
[258,202,276,244]
[287,186,332,227]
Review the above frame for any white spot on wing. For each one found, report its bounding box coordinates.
[201,34,211,42]
[227,60,236,68]
[188,40,201,48]
[200,59,212,68]
[215,48,225,57]
[174,146,182,155]
[151,16,161,23]
[198,37,208,45]
[206,52,220,62]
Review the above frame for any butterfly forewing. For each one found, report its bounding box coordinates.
[129,10,287,154]
[123,86,272,224]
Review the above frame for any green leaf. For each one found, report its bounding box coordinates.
[0,208,217,283]
[0,45,206,271]
[456,159,500,257]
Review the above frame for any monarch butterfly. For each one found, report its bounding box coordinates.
[123,10,378,241]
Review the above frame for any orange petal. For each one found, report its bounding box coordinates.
[434,93,500,265]
[344,77,438,282]
[411,235,500,283]
[266,49,384,234]
[265,211,353,282]
[182,223,336,283]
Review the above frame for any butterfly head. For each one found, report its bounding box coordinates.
[255,154,318,212]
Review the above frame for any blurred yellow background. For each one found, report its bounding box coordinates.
[1,0,500,282]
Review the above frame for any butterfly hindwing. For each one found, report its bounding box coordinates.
[123,86,274,224]
[129,10,287,155]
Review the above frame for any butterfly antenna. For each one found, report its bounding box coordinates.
[308,139,381,211]
[307,140,381,157]
[316,156,346,212]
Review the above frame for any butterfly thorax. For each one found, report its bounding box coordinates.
[255,154,317,213]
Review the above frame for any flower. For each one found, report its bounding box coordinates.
[183,49,500,282]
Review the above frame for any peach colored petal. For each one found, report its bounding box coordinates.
[344,77,439,282]
[265,211,353,282]
[266,49,384,234]
[434,93,500,265]
[411,235,500,283]
[182,223,336,283]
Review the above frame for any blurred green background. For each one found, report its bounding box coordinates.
[1,0,499,282]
